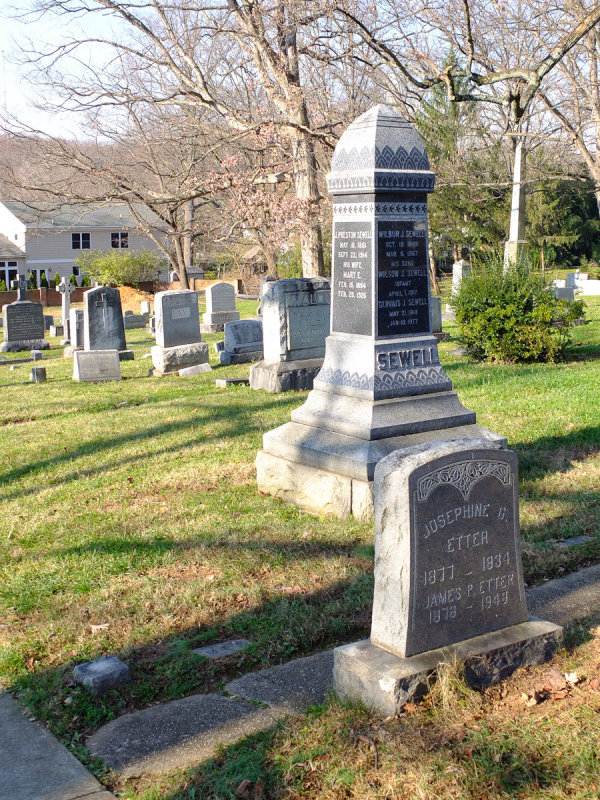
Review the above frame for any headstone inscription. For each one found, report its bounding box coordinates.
[256,105,502,520]
[201,282,240,333]
[1,276,49,352]
[151,290,209,375]
[333,439,563,715]
[249,278,330,392]
[83,286,132,360]
[73,349,121,382]
[217,319,263,366]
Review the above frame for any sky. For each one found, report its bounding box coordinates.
[0,2,119,138]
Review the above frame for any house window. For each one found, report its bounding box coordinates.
[72,232,90,249]
[111,231,128,248]
[0,261,18,289]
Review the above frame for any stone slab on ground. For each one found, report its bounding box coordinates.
[216,377,250,387]
[179,363,212,377]
[0,691,115,800]
[225,650,334,713]
[192,639,252,659]
[73,656,131,695]
[526,563,600,624]
[554,535,594,548]
[87,694,280,777]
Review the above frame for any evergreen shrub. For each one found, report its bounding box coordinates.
[453,257,585,363]
[40,272,49,288]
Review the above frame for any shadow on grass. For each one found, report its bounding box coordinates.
[0,394,300,500]
[514,424,600,482]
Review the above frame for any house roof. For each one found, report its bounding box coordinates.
[2,201,161,230]
[0,233,24,259]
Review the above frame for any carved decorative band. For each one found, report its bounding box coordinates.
[333,202,427,217]
[316,365,449,393]
[417,459,512,502]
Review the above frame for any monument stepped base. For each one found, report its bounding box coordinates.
[257,422,505,521]
[334,618,563,716]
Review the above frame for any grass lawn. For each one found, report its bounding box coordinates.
[1,289,600,799]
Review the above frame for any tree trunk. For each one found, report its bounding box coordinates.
[288,119,325,279]
[428,220,440,294]
[183,200,194,269]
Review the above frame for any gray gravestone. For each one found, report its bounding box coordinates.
[257,105,501,520]
[333,438,563,715]
[70,309,84,348]
[201,282,240,332]
[429,296,449,341]
[73,349,121,382]
[451,259,471,297]
[151,290,209,374]
[554,287,575,301]
[30,366,46,382]
[1,277,49,352]
[83,286,131,358]
[250,278,330,392]
[155,290,200,348]
[566,272,577,289]
[123,313,149,330]
[219,319,263,365]
[140,300,151,315]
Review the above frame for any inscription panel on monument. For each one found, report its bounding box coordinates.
[407,450,527,655]
[377,220,429,337]
[4,303,44,341]
[287,304,330,352]
[331,221,372,336]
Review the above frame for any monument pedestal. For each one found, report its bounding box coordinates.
[1,338,49,353]
[334,619,563,716]
[257,422,504,521]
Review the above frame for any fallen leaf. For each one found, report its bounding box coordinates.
[549,690,568,700]
[236,779,251,798]
[589,678,600,691]
[90,623,109,634]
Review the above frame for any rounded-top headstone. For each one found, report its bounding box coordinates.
[327,104,435,195]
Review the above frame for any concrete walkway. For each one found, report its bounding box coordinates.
[4,563,600,798]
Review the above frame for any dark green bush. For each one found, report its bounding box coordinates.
[453,257,585,363]
[40,272,49,288]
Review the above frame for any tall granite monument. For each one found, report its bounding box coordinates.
[256,106,503,520]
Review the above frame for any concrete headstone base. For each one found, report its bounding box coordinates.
[334,618,563,717]
[219,349,263,366]
[63,345,83,358]
[256,422,505,520]
[1,339,49,352]
[201,310,240,333]
[249,358,324,393]
[151,341,209,374]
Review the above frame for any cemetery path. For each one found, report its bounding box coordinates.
[2,563,600,797]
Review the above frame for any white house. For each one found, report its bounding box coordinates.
[0,201,167,287]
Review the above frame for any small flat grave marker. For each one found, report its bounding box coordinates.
[192,639,252,659]
[73,349,121,383]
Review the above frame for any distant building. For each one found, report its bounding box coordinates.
[0,201,167,286]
